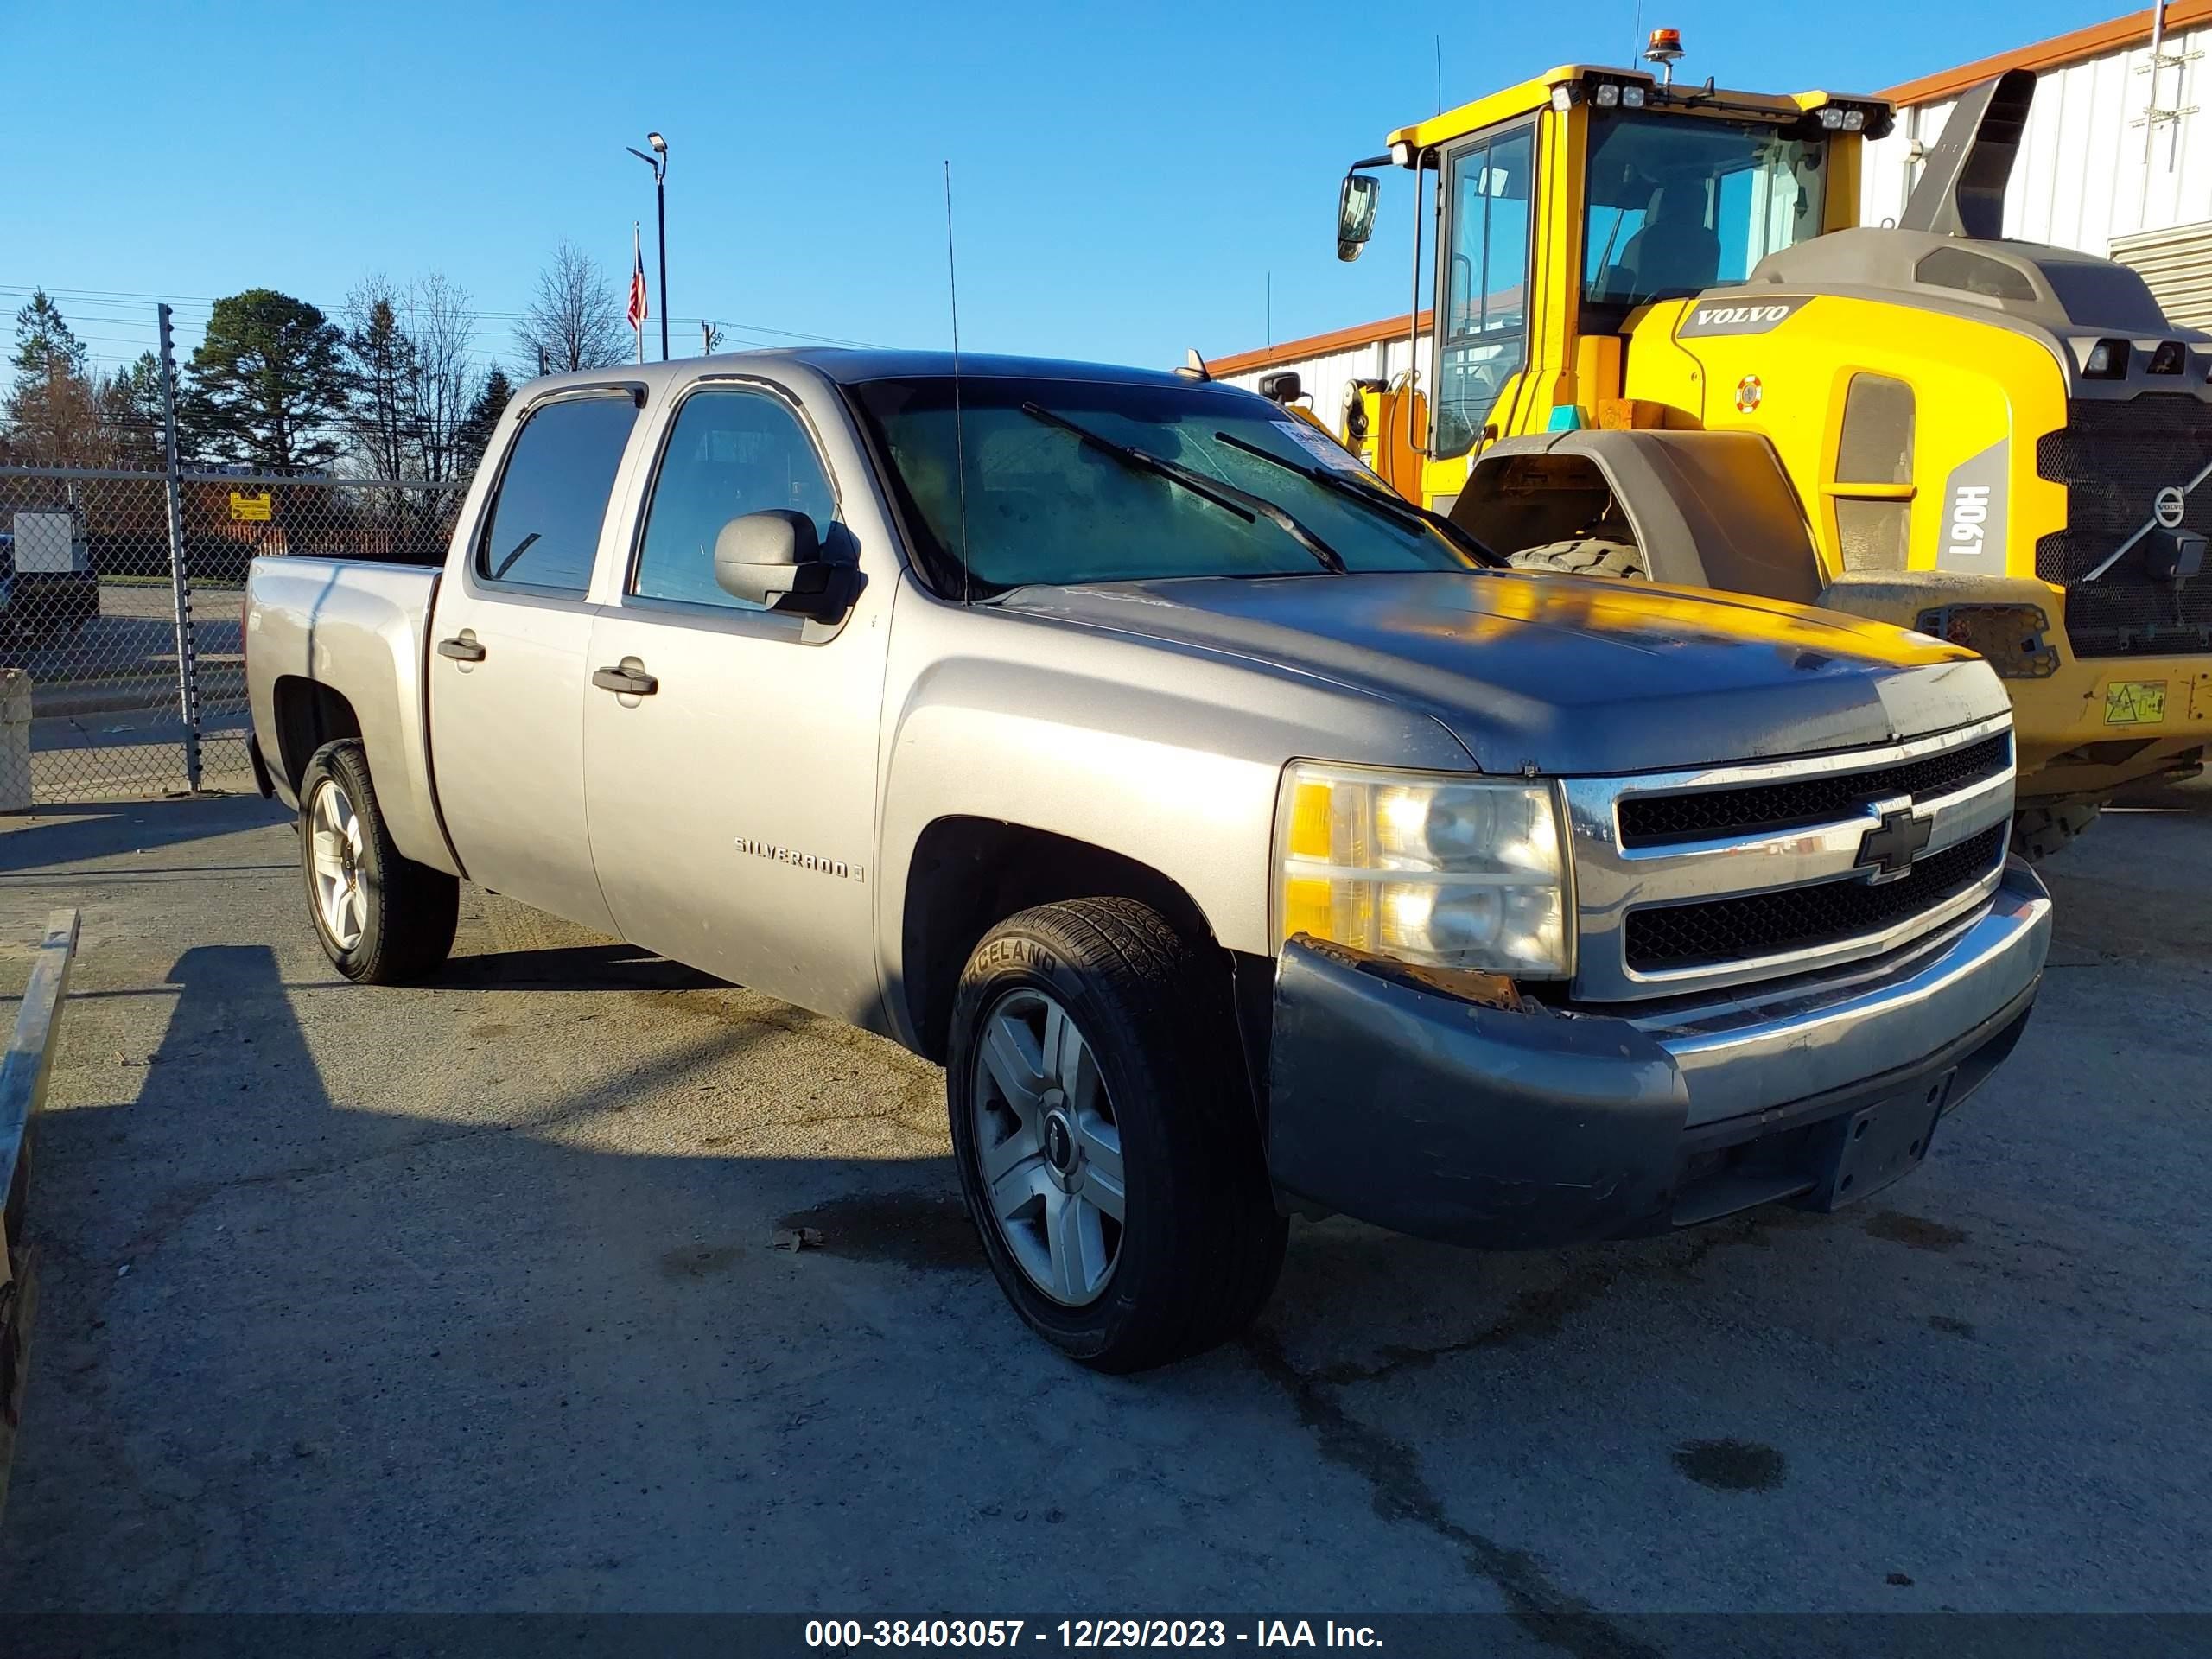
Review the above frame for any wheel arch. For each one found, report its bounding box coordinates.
[1451,429,1827,604]
[270,676,364,797]
[897,817,1230,1065]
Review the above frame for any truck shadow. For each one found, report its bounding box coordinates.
[432,940,724,993]
[1,925,2147,1614]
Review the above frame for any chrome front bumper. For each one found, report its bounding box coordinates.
[1637,861,2051,1127]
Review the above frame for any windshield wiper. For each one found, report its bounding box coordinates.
[1019,403,1346,575]
[1211,430,1504,567]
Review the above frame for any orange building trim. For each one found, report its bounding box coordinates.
[1877,0,2212,108]
[1210,310,1434,378]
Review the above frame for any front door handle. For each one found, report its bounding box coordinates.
[436,634,486,663]
[592,661,658,697]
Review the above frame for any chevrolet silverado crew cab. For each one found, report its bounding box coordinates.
[244,350,2051,1370]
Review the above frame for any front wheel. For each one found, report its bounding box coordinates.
[298,740,458,983]
[947,898,1286,1372]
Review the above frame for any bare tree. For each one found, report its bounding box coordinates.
[514,240,627,375]
[408,270,478,486]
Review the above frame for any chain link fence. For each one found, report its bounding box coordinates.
[0,465,463,804]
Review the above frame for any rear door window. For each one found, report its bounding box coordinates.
[475,394,639,592]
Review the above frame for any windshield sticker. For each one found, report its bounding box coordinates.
[1271,419,1373,475]
[1678,297,1810,338]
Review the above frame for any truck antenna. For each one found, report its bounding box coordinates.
[944,159,972,607]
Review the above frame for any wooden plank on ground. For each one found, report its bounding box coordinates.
[0,908,80,1519]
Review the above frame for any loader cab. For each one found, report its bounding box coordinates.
[1337,57,1886,501]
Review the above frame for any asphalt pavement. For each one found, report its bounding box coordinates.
[0,785,2204,1641]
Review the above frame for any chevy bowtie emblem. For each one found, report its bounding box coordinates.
[1857,805,1932,883]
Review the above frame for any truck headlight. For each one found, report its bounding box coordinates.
[1273,762,1572,978]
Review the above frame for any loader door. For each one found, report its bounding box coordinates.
[1434,124,1536,460]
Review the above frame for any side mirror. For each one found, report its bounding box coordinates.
[713,509,859,620]
[1257,370,1303,405]
[1337,173,1380,263]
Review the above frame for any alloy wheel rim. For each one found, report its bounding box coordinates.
[308,779,367,951]
[971,987,1126,1306]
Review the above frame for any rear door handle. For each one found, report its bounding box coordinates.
[592,662,658,696]
[436,634,486,663]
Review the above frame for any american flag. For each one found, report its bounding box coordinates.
[626,222,649,333]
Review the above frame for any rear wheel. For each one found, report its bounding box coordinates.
[298,740,458,983]
[1507,537,1647,579]
[2010,801,2104,862]
[947,898,1285,1372]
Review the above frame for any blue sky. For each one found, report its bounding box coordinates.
[4,0,2118,382]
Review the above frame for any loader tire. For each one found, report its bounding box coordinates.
[1507,537,1648,579]
[2009,801,2104,862]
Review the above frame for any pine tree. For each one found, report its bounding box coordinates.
[3,290,102,465]
[183,289,352,474]
[97,352,168,471]
[10,290,88,380]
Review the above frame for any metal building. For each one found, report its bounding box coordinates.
[1863,0,2210,321]
[1216,0,2211,405]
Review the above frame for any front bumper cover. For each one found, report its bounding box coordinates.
[1268,860,2052,1249]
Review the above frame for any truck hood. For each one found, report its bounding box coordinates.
[997,570,2006,775]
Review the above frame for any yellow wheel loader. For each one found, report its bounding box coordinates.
[1325,40,2210,857]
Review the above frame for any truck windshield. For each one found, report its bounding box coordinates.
[1582,110,1827,311]
[849,377,1483,597]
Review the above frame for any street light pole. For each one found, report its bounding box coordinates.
[627,132,670,361]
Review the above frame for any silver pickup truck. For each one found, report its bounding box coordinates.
[244,350,2051,1370]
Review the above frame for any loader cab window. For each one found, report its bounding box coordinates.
[1434,125,1535,460]
[1582,111,1827,323]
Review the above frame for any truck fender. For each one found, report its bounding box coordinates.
[1450,429,1825,606]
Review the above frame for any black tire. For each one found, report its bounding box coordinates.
[1507,537,1648,579]
[297,740,459,983]
[2010,801,2104,862]
[947,898,1286,1372]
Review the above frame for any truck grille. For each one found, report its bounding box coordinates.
[1561,716,2017,1002]
[2035,395,2212,658]
[1624,825,2006,970]
[1618,734,2011,847]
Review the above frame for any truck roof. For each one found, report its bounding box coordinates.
[519,348,1204,400]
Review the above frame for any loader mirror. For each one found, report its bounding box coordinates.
[1337,174,1379,262]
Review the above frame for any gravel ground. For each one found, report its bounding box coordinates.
[0,784,2203,1642]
